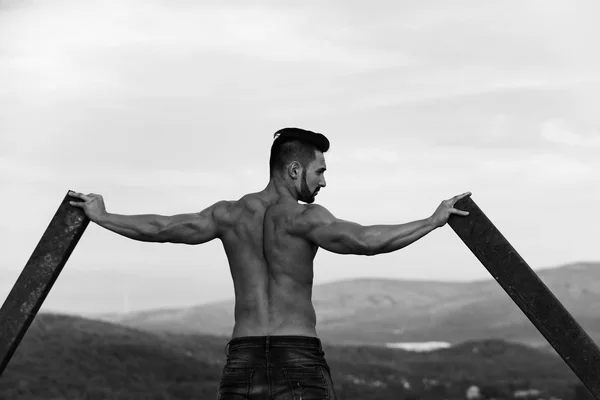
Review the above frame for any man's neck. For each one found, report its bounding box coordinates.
[264,177,298,203]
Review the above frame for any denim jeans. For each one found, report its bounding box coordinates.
[216,335,338,400]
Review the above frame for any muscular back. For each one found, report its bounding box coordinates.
[218,193,319,339]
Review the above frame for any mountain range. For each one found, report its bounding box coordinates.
[0,313,588,400]
[91,261,600,349]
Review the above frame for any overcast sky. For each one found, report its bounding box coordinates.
[1,0,599,315]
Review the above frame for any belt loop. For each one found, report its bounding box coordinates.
[266,335,270,352]
[224,342,230,357]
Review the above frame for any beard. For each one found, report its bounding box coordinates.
[298,169,318,204]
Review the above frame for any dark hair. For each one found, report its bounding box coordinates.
[269,127,330,176]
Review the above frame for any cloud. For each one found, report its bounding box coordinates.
[480,152,596,184]
[0,155,237,190]
[541,119,600,147]
[328,147,401,165]
[528,154,593,181]
[0,0,410,91]
[2,0,600,300]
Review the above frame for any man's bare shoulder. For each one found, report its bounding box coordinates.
[209,199,236,223]
[301,204,335,221]
[209,195,265,233]
[237,192,271,213]
[286,204,336,235]
[217,192,271,219]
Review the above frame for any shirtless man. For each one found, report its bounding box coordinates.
[69,127,470,400]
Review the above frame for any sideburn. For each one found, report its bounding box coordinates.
[299,169,313,203]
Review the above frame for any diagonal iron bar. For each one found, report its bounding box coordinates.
[0,191,89,376]
[448,196,600,398]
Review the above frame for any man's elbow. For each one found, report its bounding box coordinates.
[136,230,163,242]
[362,242,380,256]
[154,230,187,244]
[356,234,380,256]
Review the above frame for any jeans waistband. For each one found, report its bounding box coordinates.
[226,335,323,354]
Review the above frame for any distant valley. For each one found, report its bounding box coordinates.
[90,261,600,349]
[0,313,590,400]
[2,261,597,399]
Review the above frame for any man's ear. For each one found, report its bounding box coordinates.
[287,161,300,180]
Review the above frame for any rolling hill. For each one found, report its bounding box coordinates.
[92,261,600,348]
[0,313,589,400]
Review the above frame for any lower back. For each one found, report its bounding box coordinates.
[230,276,318,339]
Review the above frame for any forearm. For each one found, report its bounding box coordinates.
[94,213,169,242]
[361,217,438,255]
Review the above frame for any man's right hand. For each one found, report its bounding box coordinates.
[429,192,471,228]
[68,191,107,223]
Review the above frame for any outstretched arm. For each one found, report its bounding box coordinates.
[292,192,471,256]
[69,191,225,244]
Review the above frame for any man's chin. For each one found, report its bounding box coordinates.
[300,196,316,204]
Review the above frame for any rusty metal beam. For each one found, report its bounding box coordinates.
[0,191,89,376]
[448,196,600,398]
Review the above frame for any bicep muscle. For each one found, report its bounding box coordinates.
[295,206,370,255]
[158,202,225,244]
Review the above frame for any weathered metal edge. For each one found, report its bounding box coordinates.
[0,191,89,376]
[448,196,600,398]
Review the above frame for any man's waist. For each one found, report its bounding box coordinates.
[231,311,318,339]
[227,334,322,351]
[224,334,329,368]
